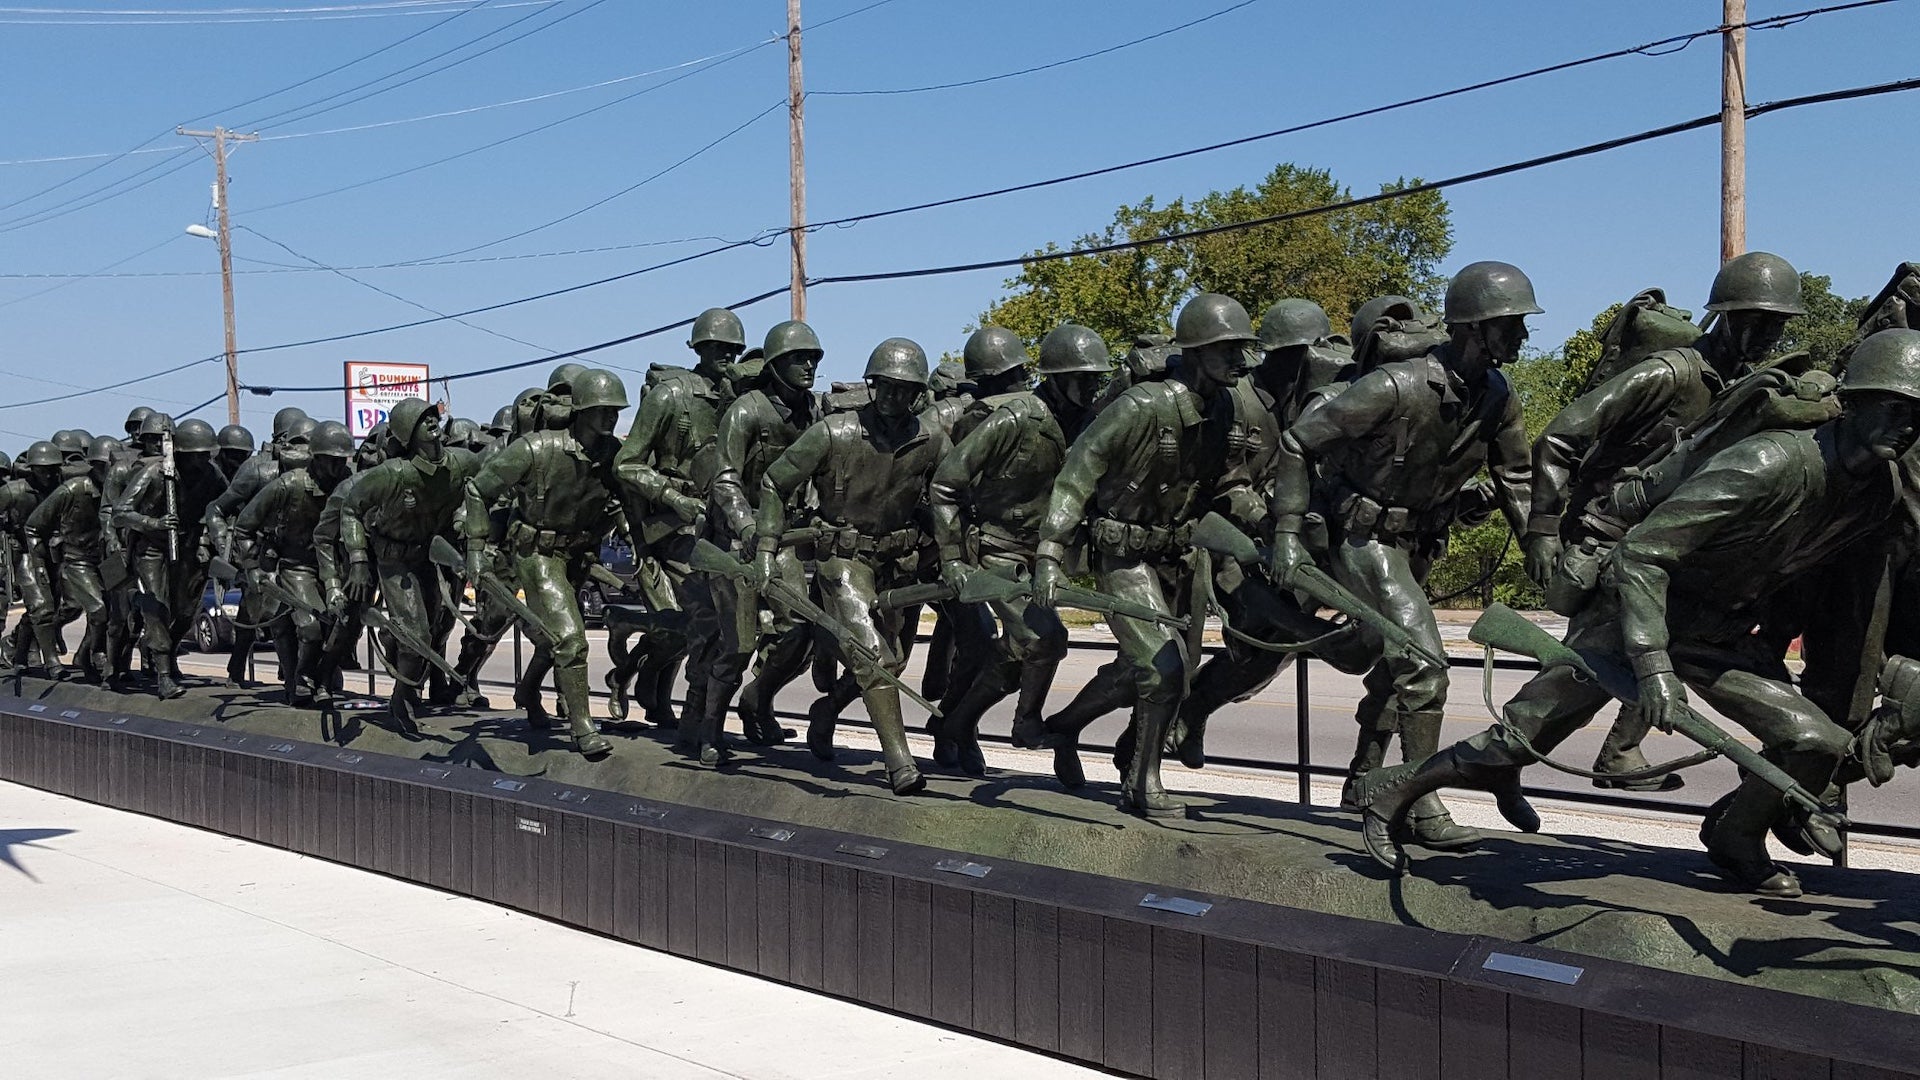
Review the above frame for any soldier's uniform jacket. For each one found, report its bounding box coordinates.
[615,365,722,546]
[25,474,103,566]
[463,430,621,555]
[313,471,363,590]
[1037,374,1226,565]
[0,478,46,546]
[929,390,1068,565]
[234,468,332,570]
[757,406,950,559]
[98,451,154,556]
[1532,335,1738,536]
[114,458,226,557]
[1216,376,1280,536]
[205,449,281,555]
[1613,428,1900,666]
[710,386,822,543]
[1283,348,1532,547]
[339,449,479,566]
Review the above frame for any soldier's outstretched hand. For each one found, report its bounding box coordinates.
[1523,533,1562,591]
[1639,670,1687,736]
[940,560,972,591]
[1032,556,1064,608]
[1267,531,1310,588]
[345,560,375,605]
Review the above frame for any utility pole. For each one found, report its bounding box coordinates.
[786,0,807,321]
[178,125,258,425]
[1720,0,1747,264]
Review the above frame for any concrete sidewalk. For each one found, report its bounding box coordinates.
[0,781,1104,1080]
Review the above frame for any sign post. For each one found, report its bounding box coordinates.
[344,361,431,438]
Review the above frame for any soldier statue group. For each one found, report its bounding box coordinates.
[9,253,1920,900]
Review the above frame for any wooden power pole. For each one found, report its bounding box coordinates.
[178,125,257,425]
[787,0,808,321]
[1720,0,1747,264]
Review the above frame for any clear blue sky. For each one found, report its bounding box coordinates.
[1,0,1915,441]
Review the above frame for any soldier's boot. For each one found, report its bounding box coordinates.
[1398,710,1482,851]
[601,628,636,721]
[920,612,954,704]
[293,640,323,706]
[77,622,107,684]
[226,626,256,688]
[867,691,925,796]
[1119,698,1185,819]
[449,636,493,709]
[938,660,1017,778]
[740,631,806,745]
[1700,777,1802,897]
[1355,748,1539,873]
[515,652,556,729]
[1339,729,1392,811]
[427,665,459,708]
[645,656,684,730]
[554,665,611,759]
[273,632,304,706]
[1008,656,1059,749]
[153,653,187,701]
[31,621,68,681]
[806,674,861,762]
[811,649,837,694]
[1591,705,1684,792]
[388,680,424,736]
[1039,666,1135,790]
[1167,694,1214,771]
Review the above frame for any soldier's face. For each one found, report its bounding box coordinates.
[29,465,60,489]
[694,341,745,366]
[1846,392,1920,460]
[1479,315,1530,366]
[869,377,919,419]
[1189,342,1245,390]
[1050,371,1101,408]
[576,405,620,443]
[773,350,820,392]
[312,456,350,487]
[415,413,445,462]
[1726,310,1791,362]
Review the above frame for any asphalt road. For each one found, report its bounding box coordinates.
[176,619,1917,836]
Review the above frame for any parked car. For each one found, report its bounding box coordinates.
[190,580,243,653]
[578,533,645,626]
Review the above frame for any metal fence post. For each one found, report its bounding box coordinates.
[1295,660,1311,805]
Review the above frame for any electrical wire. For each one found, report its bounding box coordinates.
[812,0,1259,96]
[0,355,222,411]
[0,232,184,308]
[0,1,557,24]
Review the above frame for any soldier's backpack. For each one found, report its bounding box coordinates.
[1843,261,1920,371]
[1351,305,1448,375]
[1089,333,1179,415]
[1576,288,1702,395]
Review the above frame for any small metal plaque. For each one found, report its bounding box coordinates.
[334,752,363,764]
[222,734,247,745]
[491,778,526,792]
[109,717,130,726]
[749,826,795,842]
[934,858,991,878]
[1483,952,1584,986]
[420,767,451,779]
[267,742,296,754]
[1140,894,1212,917]
[26,704,46,713]
[555,789,589,804]
[59,709,81,719]
[836,842,887,860]
[516,817,546,835]
[628,804,667,822]
[182,727,201,737]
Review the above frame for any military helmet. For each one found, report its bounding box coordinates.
[962,326,1028,380]
[137,412,174,439]
[1443,261,1543,325]
[929,360,966,397]
[1350,295,1421,344]
[689,307,748,349]
[444,417,480,447]
[386,398,440,454]
[51,430,85,458]
[763,320,823,364]
[86,436,121,465]
[70,428,93,443]
[217,424,255,453]
[271,406,309,441]
[547,362,588,392]
[0,451,12,475]
[309,421,356,459]
[285,416,318,443]
[1839,329,1920,401]
[22,441,62,468]
[486,404,514,436]
[124,406,154,436]
[1172,293,1257,349]
[1037,324,1113,375]
[864,337,930,386]
[173,419,217,454]
[1705,251,1806,316]
[1257,299,1332,351]
[571,368,630,410]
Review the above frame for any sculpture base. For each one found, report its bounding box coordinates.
[3,677,1917,1079]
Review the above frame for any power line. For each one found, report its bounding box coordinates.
[0,232,184,307]
[0,1,558,24]
[0,355,222,412]
[813,0,1258,96]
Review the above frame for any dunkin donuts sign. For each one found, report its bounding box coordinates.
[344,361,431,438]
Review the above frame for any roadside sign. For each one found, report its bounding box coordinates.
[344,361,430,438]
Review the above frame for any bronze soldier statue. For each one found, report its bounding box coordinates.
[1529,252,1806,792]
[927,323,1110,774]
[1035,294,1252,816]
[216,424,255,482]
[3,442,77,677]
[206,408,317,689]
[22,436,119,683]
[114,419,226,699]
[703,319,826,749]
[101,410,169,684]
[1270,263,1541,848]
[1361,329,1920,897]
[757,338,950,794]
[232,422,356,706]
[464,370,632,758]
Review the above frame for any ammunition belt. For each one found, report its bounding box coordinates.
[508,521,600,556]
[1335,493,1451,543]
[1088,517,1192,558]
[812,521,921,560]
[368,535,428,564]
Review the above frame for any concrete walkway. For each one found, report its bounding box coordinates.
[0,781,1104,1080]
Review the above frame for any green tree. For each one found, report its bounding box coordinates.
[977,166,1452,352]
[1781,271,1870,371]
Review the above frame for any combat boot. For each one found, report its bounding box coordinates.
[1399,710,1482,851]
[1591,705,1683,792]
[292,640,323,707]
[154,653,187,701]
[1168,694,1215,771]
[1007,657,1058,748]
[866,690,925,796]
[515,652,556,728]
[1339,729,1392,812]
[31,622,68,681]
[1355,747,1539,873]
[1119,698,1185,819]
[388,683,423,736]
[555,666,611,759]
[226,627,255,688]
[806,675,860,762]
[272,632,303,707]
[1039,666,1136,790]
[1701,779,1801,897]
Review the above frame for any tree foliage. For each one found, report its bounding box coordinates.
[1782,271,1871,372]
[977,165,1452,352]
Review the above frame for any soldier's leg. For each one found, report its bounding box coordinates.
[257,582,301,705]
[61,564,107,683]
[277,568,326,705]
[1040,653,1138,788]
[605,553,678,723]
[811,556,923,793]
[425,566,460,706]
[133,555,186,699]
[1591,704,1684,791]
[1090,555,1188,818]
[1683,656,1849,897]
[453,579,512,709]
[937,556,1043,773]
[376,560,435,731]
[19,560,64,679]
[736,548,809,744]
[512,552,608,758]
[1008,598,1069,750]
[226,583,265,687]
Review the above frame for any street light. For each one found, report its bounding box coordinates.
[183,216,241,424]
[184,224,217,240]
